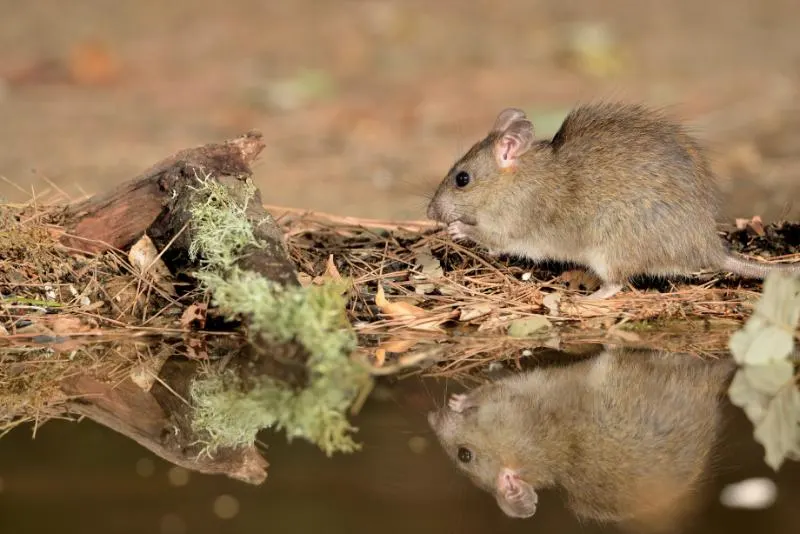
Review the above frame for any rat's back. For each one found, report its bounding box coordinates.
[543,102,724,274]
[552,103,714,201]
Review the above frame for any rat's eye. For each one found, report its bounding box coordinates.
[457,447,473,463]
[454,171,471,188]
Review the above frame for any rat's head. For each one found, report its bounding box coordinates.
[427,390,543,519]
[426,108,536,224]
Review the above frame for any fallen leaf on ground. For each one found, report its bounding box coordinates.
[324,254,343,281]
[458,303,494,322]
[180,303,208,329]
[128,234,177,296]
[542,292,562,316]
[411,246,444,295]
[130,350,171,391]
[375,284,445,331]
[735,215,766,236]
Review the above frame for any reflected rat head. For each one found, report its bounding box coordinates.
[427,389,547,519]
[426,108,536,224]
[427,394,504,492]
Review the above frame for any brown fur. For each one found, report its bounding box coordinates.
[427,102,800,294]
[427,347,734,526]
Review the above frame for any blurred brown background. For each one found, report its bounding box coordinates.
[0,0,798,221]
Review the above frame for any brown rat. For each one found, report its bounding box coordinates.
[427,347,734,529]
[426,102,800,299]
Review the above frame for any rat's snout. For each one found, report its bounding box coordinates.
[426,197,441,221]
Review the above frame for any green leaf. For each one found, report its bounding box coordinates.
[507,315,551,337]
[728,362,800,471]
[754,380,800,471]
[728,272,800,365]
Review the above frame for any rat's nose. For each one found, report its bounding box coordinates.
[426,200,438,221]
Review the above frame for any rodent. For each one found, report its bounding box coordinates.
[427,347,734,529]
[426,102,800,299]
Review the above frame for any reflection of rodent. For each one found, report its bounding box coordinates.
[427,347,734,529]
[426,103,800,299]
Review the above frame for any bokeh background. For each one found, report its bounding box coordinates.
[1,1,800,533]
[0,0,799,220]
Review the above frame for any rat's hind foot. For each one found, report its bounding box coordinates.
[448,393,472,413]
[581,282,624,300]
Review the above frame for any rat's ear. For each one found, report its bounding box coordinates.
[491,108,527,133]
[493,116,534,169]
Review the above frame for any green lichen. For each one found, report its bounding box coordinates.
[187,174,261,270]
[185,174,367,456]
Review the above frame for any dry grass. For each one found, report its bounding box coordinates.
[1,193,798,428]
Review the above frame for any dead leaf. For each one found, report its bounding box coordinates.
[542,292,562,316]
[128,235,177,296]
[459,303,494,322]
[298,272,313,287]
[375,284,445,332]
[46,315,97,335]
[180,303,208,329]
[324,254,343,281]
[372,338,420,368]
[129,348,171,391]
[375,284,426,318]
[184,336,210,360]
[735,215,766,236]
[411,246,444,295]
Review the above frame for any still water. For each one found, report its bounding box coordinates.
[0,346,798,534]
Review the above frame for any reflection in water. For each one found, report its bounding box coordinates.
[428,347,736,532]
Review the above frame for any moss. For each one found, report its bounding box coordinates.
[185,175,367,456]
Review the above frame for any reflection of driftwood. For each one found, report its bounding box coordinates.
[61,370,267,484]
[50,131,308,484]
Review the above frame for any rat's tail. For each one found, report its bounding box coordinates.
[721,253,800,279]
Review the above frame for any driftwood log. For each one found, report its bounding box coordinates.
[51,131,309,484]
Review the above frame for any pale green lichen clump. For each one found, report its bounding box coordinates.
[185,174,367,456]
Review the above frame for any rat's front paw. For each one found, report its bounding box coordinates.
[448,393,471,413]
[447,221,474,242]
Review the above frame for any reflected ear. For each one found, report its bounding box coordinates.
[494,117,534,169]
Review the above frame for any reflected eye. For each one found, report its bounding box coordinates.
[457,447,473,463]
[454,171,471,188]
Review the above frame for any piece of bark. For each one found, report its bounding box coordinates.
[55,131,265,254]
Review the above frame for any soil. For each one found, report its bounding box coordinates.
[1,0,799,222]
